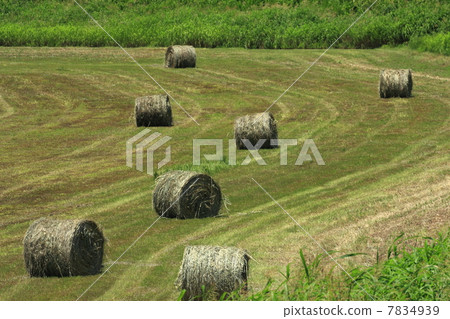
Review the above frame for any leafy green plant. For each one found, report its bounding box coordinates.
[409,33,450,55]
[349,232,449,300]
[204,231,449,301]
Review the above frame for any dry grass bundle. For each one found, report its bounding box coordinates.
[234,112,278,149]
[23,218,104,277]
[175,245,249,300]
[153,170,222,219]
[165,45,196,68]
[379,69,413,98]
[135,94,173,127]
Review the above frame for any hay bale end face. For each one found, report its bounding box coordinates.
[153,170,222,219]
[379,69,413,98]
[176,246,249,300]
[165,45,196,68]
[23,218,104,277]
[234,112,278,149]
[135,94,173,127]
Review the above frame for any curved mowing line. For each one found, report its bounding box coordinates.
[0,157,112,197]
[228,116,450,217]
[0,131,128,197]
[0,94,14,119]
[87,143,449,300]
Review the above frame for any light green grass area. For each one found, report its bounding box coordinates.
[0,47,448,300]
[409,33,450,56]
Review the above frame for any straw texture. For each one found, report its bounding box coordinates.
[176,245,249,300]
[234,112,278,149]
[135,94,173,127]
[23,218,104,277]
[165,45,196,68]
[379,69,413,98]
[153,170,222,219]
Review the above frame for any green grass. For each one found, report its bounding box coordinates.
[153,158,230,179]
[0,0,449,48]
[350,232,449,300]
[215,232,448,301]
[0,46,448,300]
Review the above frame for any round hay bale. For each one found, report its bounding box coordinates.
[23,218,104,277]
[135,94,173,127]
[165,45,196,68]
[234,112,278,149]
[379,69,413,98]
[175,245,249,300]
[153,170,222,219]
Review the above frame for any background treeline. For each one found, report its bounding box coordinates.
[0,0,448,53]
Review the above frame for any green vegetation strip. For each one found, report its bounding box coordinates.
[0,0,448,50]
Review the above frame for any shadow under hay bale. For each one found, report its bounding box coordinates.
[234,112,278,149]
[176,245,249,300]
[23,218,104,277]
[165,45,196,68]
[135,94,173,127]
[153,170,222,219]
[379,69,413,98]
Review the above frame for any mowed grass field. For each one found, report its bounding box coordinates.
[0,47,448,300]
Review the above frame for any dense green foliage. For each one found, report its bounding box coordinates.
[409,33,450,56]
[206,232,449,301]
[349,233,449,300]
[0,0,448,49]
